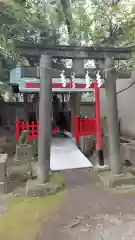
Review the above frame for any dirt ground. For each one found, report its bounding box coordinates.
[1,128,135,239]
[37,169,135,240]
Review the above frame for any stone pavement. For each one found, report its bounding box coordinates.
[37,169,135,240]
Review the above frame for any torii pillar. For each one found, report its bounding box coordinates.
[38,54,52,183]
[104,57,122,174]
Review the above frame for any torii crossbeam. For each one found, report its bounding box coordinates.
[15,41,132,60]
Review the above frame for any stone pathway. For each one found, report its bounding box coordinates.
[37,169,135,240]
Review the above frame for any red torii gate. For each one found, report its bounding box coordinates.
[74,81,103,149]
[16,77,104,164]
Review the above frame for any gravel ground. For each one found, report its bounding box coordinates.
[37,169,135,240]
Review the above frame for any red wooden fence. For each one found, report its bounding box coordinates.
[74,116,97,144]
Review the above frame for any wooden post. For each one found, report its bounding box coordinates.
[35,93,39,121]
[38,54,52,183]
[23,93,29,121]
[104,57,122,174]
[71,58,84,137]
[70,93,76,136]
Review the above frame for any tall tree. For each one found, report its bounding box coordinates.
[60,0,77,44]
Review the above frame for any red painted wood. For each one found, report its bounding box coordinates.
[16,120,59,140]
[94,83,103,149]
[74,116,97,144]
[24,80,104,148]
[25,82,104,89]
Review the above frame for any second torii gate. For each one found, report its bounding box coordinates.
[17,66,104,165]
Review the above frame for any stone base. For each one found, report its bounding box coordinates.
[26,179,64,197]
[98,170,135,188]
[94,164,110,172]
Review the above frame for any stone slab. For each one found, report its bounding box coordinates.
[120,142,135,165]
[0,154,8,182]
[0,181,7,194]
[31,162,38,178]
[93,164,110,172]
[126,166,135,176]
[15,144,33,162]
[26,179,64,197]
[79,136,95,156]
[126,144,135,164]
[98,170,135,188]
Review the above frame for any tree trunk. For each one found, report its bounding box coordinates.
[60,0,76,44]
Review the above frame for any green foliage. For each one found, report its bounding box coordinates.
[0,0,62,84]
[71,0,135,47]
[0,0,135,85]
